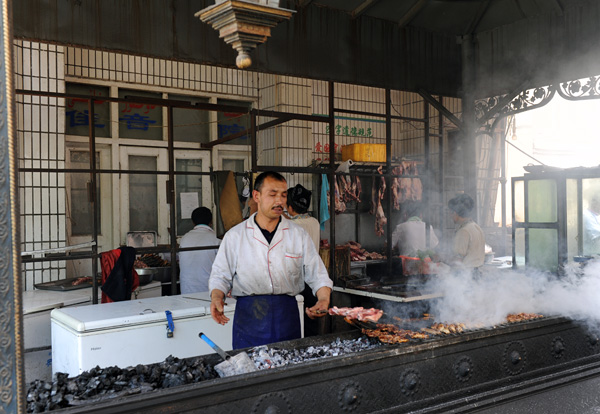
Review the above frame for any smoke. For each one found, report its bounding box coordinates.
[413,260,600,329]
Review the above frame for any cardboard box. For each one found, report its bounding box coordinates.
[342,144,386,163]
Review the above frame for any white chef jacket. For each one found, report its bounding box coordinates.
[289,213,320,250]
[179,224,221,294]
[209,214,332,298]
[453,219,485,268]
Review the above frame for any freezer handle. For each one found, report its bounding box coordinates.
[199,332,230,361]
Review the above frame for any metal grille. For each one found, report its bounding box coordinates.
[15,40,473,289]
[15,40,67,290]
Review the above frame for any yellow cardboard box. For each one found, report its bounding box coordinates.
[341,143,386,163]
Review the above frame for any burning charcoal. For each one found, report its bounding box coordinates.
[162,373,186,388]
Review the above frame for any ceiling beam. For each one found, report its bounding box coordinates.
[552,0,564,15]
[418,89,463,130]
[398,0,429,28]
[351,0,380,19]
[297,0,313,8]
[463,0,490,35]
[513,0,527,19]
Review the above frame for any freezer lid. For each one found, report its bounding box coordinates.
[23,290,91,315]
[50,295,209,333]
[181,291,236,312]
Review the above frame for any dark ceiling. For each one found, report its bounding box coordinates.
[12,0,600,98]
[304,0,583,36]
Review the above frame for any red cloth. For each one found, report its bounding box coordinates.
[100,249,139,303]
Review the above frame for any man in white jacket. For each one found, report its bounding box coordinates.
[209,171,332,349]
[179,207,221,294]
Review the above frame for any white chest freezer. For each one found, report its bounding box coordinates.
[51,295,235,378]
[23,290,91,383]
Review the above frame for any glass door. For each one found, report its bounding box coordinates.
[119,147,169,244]
[65,144,112,277]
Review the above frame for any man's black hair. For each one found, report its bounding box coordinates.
[253,171,286,192]
[191,207,212,226]
[448,194,475,218]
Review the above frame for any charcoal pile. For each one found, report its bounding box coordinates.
[250,337,380,370]
[26,355,217,413]
[26,337,379,412]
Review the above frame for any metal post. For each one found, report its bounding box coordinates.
[423,96,430,248]
[88,98,99,304]
[167,107,177,295]
[328,81,336,281]
[461,34,479,221]
[385,89,392,275]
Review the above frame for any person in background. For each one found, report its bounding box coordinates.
[447,194,485,269]
[392,201,439,257]
[286,184,320,250]
[179,207,221,294]
[286,183,322,337]
[583,195,600,255]
[209,171,333,349]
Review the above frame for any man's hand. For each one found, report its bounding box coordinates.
[306,286,331,319]
[210,289,230,325]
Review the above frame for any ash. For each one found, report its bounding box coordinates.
[26,355,217,413]
[250,336,380,370]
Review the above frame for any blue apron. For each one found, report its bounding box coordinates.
[233,295,300,349]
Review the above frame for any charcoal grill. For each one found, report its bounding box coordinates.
[53,316,600,413]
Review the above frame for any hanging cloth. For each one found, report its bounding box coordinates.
[320,174,330,231]
[100,247,139,303]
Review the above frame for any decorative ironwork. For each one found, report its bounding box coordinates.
[453,355,473,382]
[587,334,599,352]
[557,76,600,100]
[503,341,527,376]
[337,380,361,411]
[551,336,566,359]
[475,85,556,123]
[399,368,420,396]
[0,0,21,411]
[252,392,292,414]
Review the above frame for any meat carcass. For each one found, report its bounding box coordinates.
[334,177,346,213]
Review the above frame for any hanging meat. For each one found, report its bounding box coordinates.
[370,166,387,237]
[390,161,423,208]
[334,177,346,214]
[410,163,422,202]
[343,175,362,204]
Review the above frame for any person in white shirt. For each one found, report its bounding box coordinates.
[583,195,600,255]
[286,184,320,250]
[448,194,485,269]
[179,207,221,294]
[392,202,438,257]
[286,183,323,337]
[209,171,332,349]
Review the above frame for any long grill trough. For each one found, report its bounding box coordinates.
[44,315,600,413]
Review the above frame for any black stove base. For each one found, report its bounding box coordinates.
[55,317,600,414]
